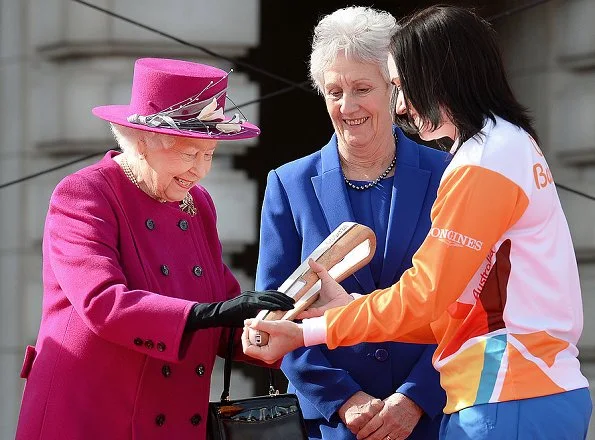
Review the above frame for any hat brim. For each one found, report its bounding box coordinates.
[92,104,260,141]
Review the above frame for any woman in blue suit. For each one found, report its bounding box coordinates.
[255,7,449,440]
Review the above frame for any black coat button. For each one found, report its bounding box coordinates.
[162,365,171,378]
[190,414,202,426]
[157,342,166,352]
[145,219,155,230]
[192,266,203,277]
[145,340,154,349]
[195,364,205,376]
[374,348,389,362]
[155,414,166,426]
[134,338,143,346]
[160,265,169,276]
[178,219,189,231]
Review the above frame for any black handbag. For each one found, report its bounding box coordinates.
[207,328,308,440]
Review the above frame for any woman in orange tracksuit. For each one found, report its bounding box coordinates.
[243,6,593,440]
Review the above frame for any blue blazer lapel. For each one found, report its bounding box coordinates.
[312,135,376,292]
[379,129,431,288]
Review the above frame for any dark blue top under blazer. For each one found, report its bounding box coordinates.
[256,127,450,439]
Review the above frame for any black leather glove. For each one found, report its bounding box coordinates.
[185,290,294,331]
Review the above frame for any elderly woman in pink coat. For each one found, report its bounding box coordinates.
[15,58,293,440]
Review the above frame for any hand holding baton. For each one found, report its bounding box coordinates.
[250,222,376,346]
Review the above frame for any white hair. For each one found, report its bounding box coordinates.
[309,7,396,95]
[110,123,176,156]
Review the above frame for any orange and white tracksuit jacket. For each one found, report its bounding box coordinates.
[303,116,589,414]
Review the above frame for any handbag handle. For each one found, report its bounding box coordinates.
[220,328,277,402]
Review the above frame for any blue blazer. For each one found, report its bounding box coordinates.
[256,128,449,439]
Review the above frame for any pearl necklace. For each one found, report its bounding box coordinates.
[121,156,140,188]
[343,154,397,191]
[121,156,197,217]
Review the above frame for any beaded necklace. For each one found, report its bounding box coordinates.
[343,155,396,190]
[342,136,397,190]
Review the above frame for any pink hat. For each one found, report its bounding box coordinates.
[92,58,260,140]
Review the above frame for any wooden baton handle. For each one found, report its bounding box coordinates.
[253,223,376,345]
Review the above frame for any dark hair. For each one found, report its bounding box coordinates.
[390,5,538,144]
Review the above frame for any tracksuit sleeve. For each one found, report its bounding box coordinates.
[317,165,529,349]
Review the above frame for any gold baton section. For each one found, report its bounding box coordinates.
[253,222,376,345]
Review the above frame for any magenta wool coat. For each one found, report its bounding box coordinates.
[17,151,247,439]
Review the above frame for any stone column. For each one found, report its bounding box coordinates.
[0,0,29,437]
[497,0,595,437]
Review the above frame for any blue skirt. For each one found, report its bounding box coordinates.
[439,388,592,439]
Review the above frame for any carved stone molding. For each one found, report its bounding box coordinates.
[558,52,595,71]
[576,248,595,264]
[37,42,250,62]
[557,148,595,167]
[555,0,595,71]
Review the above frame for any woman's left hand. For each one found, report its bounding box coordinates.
[241,319,305,363]
[185,290,294,331]
[355,393,423,440]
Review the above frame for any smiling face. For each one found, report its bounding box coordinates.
[323,52,393,151]
[139,135,218,202]
[387,53,457,141]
